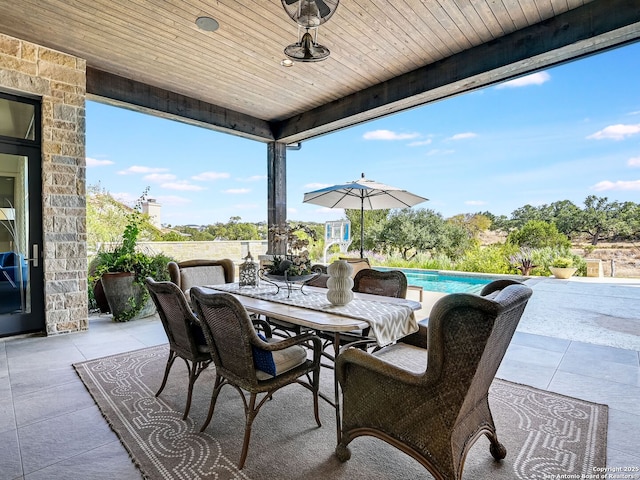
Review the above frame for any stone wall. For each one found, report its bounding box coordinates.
[137,240,269,275]
[0,33,87,334]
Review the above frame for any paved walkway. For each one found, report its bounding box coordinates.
[519,276,640,351]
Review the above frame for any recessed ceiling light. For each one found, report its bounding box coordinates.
[196,16,219,32]
[281,59,294,67]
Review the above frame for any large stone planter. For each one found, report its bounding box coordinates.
[100,272,155,321]
[549,267,577,279]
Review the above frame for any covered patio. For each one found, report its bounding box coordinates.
[1,1,640,478]
[1,0,640,335]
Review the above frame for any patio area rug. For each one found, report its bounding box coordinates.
[74,345,608,480]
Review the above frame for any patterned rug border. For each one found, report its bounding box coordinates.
[74,344,608,480]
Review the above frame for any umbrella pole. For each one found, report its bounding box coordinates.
[360,200,364,259]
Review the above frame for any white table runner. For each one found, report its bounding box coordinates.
[207,283,418,347]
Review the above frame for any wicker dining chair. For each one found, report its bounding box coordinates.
[190,286,323,470]
[144,277,213,420]
[353,268,407,298]
[319,268,409,362]
[168,258,235,301]
[335,279,533,480]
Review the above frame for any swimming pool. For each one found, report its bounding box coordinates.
[375,268,507,294]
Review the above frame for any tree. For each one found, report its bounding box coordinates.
[448,213,491,238]
[377,208,470,261]
[545,200,582,237]
[615,202,640,241]
[506,220,571,249]
[480,211,509,232]
[344,209,389,254]
[577,196,618,245]
[509,204,545,229]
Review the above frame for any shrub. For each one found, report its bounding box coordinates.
[456,244,516,274]
[551,257,574,268]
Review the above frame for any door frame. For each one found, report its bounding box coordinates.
[0,92,44,337]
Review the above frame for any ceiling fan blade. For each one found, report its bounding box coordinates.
[316,0,331,18]
[283,0,331,18]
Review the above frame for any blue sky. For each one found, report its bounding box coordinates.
[86,42,640,227]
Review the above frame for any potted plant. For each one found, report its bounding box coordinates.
[262,222,317,283]
[89,189,175,321]
[549,257,577,279]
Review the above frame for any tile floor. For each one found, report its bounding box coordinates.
[1,288,639,479]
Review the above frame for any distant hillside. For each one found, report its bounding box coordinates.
[87,191,163,255]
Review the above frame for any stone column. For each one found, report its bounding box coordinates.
[0,33,88,334]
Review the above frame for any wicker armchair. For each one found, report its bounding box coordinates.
[144,277,213,419]
[190,286,323,470]
[335,280,533,480]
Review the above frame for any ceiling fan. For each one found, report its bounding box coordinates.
[281,0,340,62]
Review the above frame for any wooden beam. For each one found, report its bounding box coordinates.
[273,0,640,143]
[267,142,287,255]
[86,68,274,143]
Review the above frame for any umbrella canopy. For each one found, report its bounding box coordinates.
[303,174,428,258]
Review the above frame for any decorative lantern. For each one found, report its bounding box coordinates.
[239,251,259,287]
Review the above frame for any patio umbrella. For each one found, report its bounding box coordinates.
[302,173,428,258]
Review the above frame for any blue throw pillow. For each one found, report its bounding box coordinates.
[252,333,276,376]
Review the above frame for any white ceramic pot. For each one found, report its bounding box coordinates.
[549,266,577,279]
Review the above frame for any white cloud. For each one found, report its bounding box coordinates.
[160,181,205,191]
[407,139,432,147]
[117,165,169,175]
[449,132,478,141]
[144,173,176,182]
[224,188,251,194]
[592,179,640,191]
[363,129,420,141]
[86,157,114,167]
[238,175,267,182]
[426,149,455,156]
[587,124,640,140]
[465,200,487,206]
[496,71,550,89]
[191,171,231,181]
[629,157,640,167]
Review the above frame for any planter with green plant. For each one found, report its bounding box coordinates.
[549,257,577,279]
[89,189,175,321]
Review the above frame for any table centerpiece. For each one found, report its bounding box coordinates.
[260,222,319,296]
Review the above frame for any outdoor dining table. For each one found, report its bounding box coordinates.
[203,282,422,442]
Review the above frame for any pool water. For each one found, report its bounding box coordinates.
[376,268,496,294]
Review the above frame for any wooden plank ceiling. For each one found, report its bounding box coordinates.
[1,0,640,143]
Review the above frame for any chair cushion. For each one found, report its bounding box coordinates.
[253,333,277,376]
[255,336,308,381]
[180,265,226,291]
[373,343,427,374]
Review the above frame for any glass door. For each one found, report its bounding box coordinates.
[0,93,44,336]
